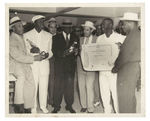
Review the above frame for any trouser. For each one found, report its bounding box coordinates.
[32,63,49,109]
[117,62,140,113]
[53,59,75,109]
[48,57,55,105]
[99,71,118,113]
[77,57,95,112]
[14,66,35,109]
[94,72,100,103]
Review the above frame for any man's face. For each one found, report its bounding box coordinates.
[83,26,92,37]
[122,21,131,34]
[74,27,81,37]
[63,26,72,34]
[12,22,24,35]
[34,18,45,30]
[102,20,113,34]
[48,22,57,35]
[96,25,103,36]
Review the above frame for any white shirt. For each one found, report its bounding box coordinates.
[24,28,53,75]
[83,35,93,44]
[63,31,70,40]
[96,31,126,67]
[24,28,53,59]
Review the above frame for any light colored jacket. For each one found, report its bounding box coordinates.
[9,32,34,75]
[24,28,53,75]
[9,32,35,108]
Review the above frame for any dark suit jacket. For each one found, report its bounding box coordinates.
[115,27,141,69]
[52,32,79,58]
[52,32,79,74]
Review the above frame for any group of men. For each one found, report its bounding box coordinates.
[9,12,141,114]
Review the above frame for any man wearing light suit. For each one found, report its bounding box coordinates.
[77,21,97,113]
[24,15,53,113]
[9,16,45,113]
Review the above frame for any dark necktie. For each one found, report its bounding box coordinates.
[66,34,69,46]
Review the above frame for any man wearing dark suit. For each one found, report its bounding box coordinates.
[52,19,79,113]
[112,12,141,113]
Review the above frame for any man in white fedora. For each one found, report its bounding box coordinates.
[24,15,53,113]
[77,21,97,113]
[9,16,46,113]
[112,12,141,113]
[97,18,126,113]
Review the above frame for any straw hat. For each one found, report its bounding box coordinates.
[9,16,25,29]
[82,21,96,30]
[120,12,140,21]
[32,15,45,23]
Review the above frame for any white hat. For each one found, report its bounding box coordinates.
[120,12,140,21]
[32,15,45,23]
[9,16,21,28]
[82,21,96,30]
[48,17,56,23]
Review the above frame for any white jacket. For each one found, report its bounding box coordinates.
[24,28,53,76]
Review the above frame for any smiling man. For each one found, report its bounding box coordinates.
[24,15,53,114]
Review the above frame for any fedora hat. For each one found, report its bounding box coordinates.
[120,12,140,21]
[61,19,73,27]
[48,17,56,23]
[82,21,96,30]
[9,16,26,29]
[32,15,45,23]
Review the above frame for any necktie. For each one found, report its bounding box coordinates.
[66,34,69,46]
[85,37,89,44]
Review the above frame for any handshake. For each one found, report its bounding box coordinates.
[34,51,49,61]
[30,47,49,61]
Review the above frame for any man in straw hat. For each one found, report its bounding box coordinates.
[9,16,46,113]
[24,15,53,113]
[52,19,79,113]
[112,12,141,113]
[77,21,97,113]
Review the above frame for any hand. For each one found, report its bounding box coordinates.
[40,51,49,59]
[34,54,45,61]
[30,47,40,53]
[111,66,119,73]
[115,42,122,49]
[74,48,78,56]
[63,49,71,57]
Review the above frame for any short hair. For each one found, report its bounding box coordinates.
[102,18,114,26]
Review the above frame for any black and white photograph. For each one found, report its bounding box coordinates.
[5,3,145,117]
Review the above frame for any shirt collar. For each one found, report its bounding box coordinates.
[63,31,70,39]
